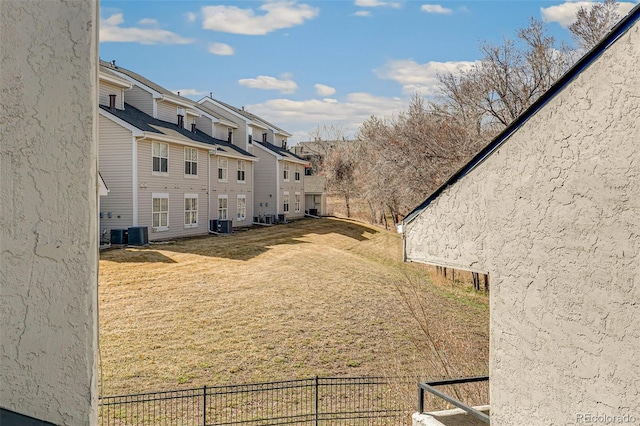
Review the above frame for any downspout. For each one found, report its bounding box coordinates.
[251,161,255,224]
[275,159,280,217]
[132,136,138,226]
[208,149,211,233]
[208,147,217,233]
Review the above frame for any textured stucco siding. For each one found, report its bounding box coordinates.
[405,24,640,425]
[0,1,98,424]
[99,115,134,234]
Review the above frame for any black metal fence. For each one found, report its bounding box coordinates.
[99,376,419,425]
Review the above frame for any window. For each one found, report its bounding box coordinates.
[295,165,301,182]
[218,157,228,181]
[152,142,168,173]
[295,192,301,213]
[283,163,290,181]
[248,135,252,144]
[262,133,267,143]
[283,192,290,213]
[237,160,246,182]
[227,128,233,144]
[184,147,198,176]
[184,194,198,228]
[218,195,228,220]
[237,195,246,221]
[152,193,169,230]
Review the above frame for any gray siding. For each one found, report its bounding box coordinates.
[195,115,214,137]
[404,23,640,425]
[99,80,123,109]
[125,85,154,116]
[199,99,248,151]
[99,114,134,235]
[136,139,210,240]
[279,160,305,219]
[209,157,253,227]
[253,147,277,218]
[157,100,179,126]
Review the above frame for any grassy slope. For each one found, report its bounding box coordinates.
[99,218,488,396]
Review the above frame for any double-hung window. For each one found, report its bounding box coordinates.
[295,192,301,213]
[152,193,169,230]
[237,195,246,221]
[152,142,168,173]
[283,192,290,213]
[294,166,301,182]
[283,163,290,181]
[218,158,228,182]
[184,194,198,228]
[184,147,198,176]
[218,195,228,220]
[237,160,246,182]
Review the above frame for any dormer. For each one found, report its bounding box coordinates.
[98,68,131,110]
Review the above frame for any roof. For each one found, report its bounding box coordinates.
[404,3,640,225]
[206,96,292,137]
[100,103,255,159]
[258,141,309,163]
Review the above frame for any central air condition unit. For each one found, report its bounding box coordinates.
[128,226,149,245]
[110,229,128,245]
[210,219,233,234]
[218,220,232,234]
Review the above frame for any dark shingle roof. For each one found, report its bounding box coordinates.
[404,3,640,225]
[208,97,290,135]
[100,103,255,158]
[258,141,308,162]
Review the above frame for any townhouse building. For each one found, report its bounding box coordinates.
[98,61,258,241]
[198,97,310,222]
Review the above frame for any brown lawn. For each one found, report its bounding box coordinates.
[98,218,488,397]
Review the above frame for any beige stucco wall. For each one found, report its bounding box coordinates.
[405,23,640,425]
[0,1,99,424]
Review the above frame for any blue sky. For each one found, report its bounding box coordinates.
[100,0,638,143]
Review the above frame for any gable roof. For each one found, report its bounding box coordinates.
[404,3,640,225]
[205,97,292,137]
[255,141,309,164]
[100,103,255,159]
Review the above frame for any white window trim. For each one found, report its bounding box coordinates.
[184,147,198,179]
[294,191,301,213]
[218,157,228,183]
[283,163,290,182]
[152,141,169,176]
[283,191,290,213]
[184,193,198,228]
[237,194,247,221]
[152,192,169,231]
[237,160,246,183]
[218,194,228,220]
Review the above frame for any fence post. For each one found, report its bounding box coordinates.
[203,385,207,426]
[315,376,319,426]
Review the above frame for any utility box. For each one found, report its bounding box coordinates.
[218,220,232,234]
[110,229,128,245]
[128,226,149,245]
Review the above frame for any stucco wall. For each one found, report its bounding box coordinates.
[0,1,99,424]
[405,23,640,425]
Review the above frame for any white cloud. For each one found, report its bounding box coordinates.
[355,0,401,8]
[202,2,319,35]
[238,75,298,94]
[354,10,372,17]
[421,4,453,14]
[138,18,158,25]
[315,84,336,96]
[172,89,208,97]
[185,12,197,23]
[100,13,194,44]
[541,1,637,27]
[375,59,478,95]
[246,93,408,143]
[208,42,235,56]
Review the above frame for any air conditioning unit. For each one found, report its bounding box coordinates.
[128,226,149,245]
[210,219,232,234]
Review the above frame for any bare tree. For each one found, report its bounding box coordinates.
[569,0,621,50]
[323,141,357,218]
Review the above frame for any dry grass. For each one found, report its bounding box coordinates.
[99,218,488,397]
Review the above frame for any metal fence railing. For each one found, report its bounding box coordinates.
[99,376,420,425]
